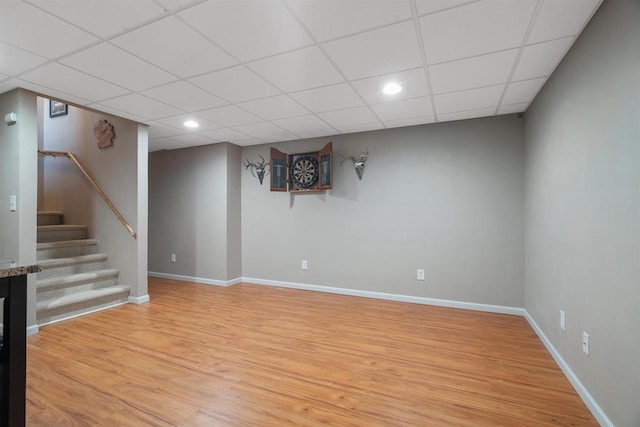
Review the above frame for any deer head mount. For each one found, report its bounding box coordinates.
[244,155,270,185]
[341,148,369,180]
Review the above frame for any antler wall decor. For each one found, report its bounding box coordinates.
[243,155,270,185]
[341,148,369,180]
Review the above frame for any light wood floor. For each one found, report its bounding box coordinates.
[26,278,597,426]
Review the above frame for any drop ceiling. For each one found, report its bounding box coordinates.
[0,0,602,151]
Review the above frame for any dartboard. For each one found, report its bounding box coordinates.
[290,155,319,188]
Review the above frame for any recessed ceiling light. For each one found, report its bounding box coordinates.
[184,120,199,128]
[383,82,402,95]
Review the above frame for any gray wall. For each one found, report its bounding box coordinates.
[241,116,525,306]
[149,115,525,306]
[0,89,38,327]
[149,142,241,281]
[40,100,147,298]
[524,0,640,425]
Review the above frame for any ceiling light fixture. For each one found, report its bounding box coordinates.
[383,82,402,95]
[184,120,199,128]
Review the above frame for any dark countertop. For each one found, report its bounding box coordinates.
[0,263,41,279]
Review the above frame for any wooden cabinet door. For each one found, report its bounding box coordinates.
[270,147,288,191]
[319,142,332,190]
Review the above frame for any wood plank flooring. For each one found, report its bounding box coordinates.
[26,278,598,426]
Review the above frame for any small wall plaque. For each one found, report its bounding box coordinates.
[93,119,115,149]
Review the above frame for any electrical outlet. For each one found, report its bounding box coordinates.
[560,310,566,332]
[582,331,589,355]
[170,253,176,263]
[9,195,16,212]
[417,269,425,281]
[301,260,308,270]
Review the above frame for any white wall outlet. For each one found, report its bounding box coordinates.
[560,310,566,332]
[9,195,16,212]
[582,331,589,355]
[417,269,425,281]
[170,253,176,263]
[301,260,308,270]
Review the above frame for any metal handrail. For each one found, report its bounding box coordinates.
[38,150,137,239]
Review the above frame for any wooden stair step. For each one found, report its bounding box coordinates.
[37,224,87,232]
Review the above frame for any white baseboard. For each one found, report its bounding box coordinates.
[149,271,240,287]
[241,276,525,316]
[128,294,150,304]
[524,311,613,427]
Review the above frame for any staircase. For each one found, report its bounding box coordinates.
[36,211,130,325]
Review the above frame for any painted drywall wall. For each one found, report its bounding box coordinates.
[524,0,640,425]
[39,100,147,299]
[226,143,242,279]
[149,142,241,281]
[240,115,525,306]
[0,89,38,327]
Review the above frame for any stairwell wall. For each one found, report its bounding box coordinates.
[38,100,148,300]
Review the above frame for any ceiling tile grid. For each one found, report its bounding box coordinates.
[0,0,603,151]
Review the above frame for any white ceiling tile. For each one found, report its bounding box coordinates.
[336,122,384,134]
[438,107,496,122]
[291,127,338,140]
[100,93,183,119]
[0,79,19,95]
[154,133,217,149]
[371,97,433,122]
[248,46,344,93]
[502,78,545,105]
[60,43,176,91]
[272,114,335,135]
[383,115,436,129]
[0,2,97,58]
[416,0,477,16]
[233,121,298,143]
[147,122,184,139]
[513,37,574,81]
[434,85,504,114]
[141,81,227,111]
[178,1,313,61]
[498,102,529,115]
[323,21,422,80]
[20,63,128,102]
[429,49,518,94]
[155,114,223,132]
[188,66,280,103]
[238,95,309,120]
[231,138,264,147]
[289,1,412,42]
[154,0,192,11]
[0,42,47,76]
[318,106,379,128]
[196,105,262,127]
[528,0,601,44]
[420,0,536,64]
[87,103,148,122]
[351,68,429,104]
[290,83,363,113]
[198,128,253,143]
[112,16,237,78]
[29,0,165,38]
